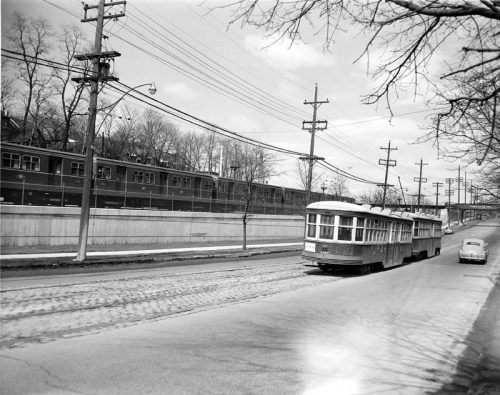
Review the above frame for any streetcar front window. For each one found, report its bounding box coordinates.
[319,214,335,240]
[319,225,334,239]
[338,216,353,241]
[307,214,317,238]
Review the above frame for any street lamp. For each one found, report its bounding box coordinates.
[75,82,156,261]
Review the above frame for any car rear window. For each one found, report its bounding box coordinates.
[465,241,481,246]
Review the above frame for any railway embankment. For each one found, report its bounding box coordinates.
[0,204,304,247]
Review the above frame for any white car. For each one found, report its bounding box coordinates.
[444,227,454,234]
[459,239,488,264]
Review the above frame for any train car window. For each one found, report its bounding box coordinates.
[133,170,144,183]
[319,214,335,240]
[338,216,353,241]
[204,180,213,191]
[218,181,227,192]
[116,166,127,181]
[71,162,84,176]
[182,177,192,188]
[160,172,168,185]
[22,155,40,171]
[306,214,317,238]
[96,165,111,179]
[49,157,62,174]
[145,172,155,184]
[2,153,21,168]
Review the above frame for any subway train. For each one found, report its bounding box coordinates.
[0,142,354,214]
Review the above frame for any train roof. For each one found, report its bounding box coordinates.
[307,201,441,222]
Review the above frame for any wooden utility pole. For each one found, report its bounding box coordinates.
[300,84,328,206]
[73,0,125,261]
[456,165,462,206]
[414,159,428,211]
[445,177,454,227]
[379,141,397,209]
[398,176,407,207]
[432,181,443,216]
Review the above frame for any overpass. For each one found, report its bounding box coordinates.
[385,202,500,221]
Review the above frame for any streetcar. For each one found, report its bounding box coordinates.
[408,212,442,259]
[302,201,442,273]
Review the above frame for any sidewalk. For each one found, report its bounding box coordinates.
[0,239,304,270]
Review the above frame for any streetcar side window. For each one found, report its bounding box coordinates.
[413,221,420,237]
[319,214,335,240]
[355,217,364,241]
[392,222,401,242]
[338,216,353,241]
[434,223,441,237]
[306,214,317,238]
[2,152,20,168]
[401,223,412,242]
[422,221,431,237]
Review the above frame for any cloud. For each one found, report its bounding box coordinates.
[162,82,196,100]
[244,34,334,70]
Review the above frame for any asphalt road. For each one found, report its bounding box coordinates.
[1,219,499,394]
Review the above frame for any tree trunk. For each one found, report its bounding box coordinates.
[242,214,247,250]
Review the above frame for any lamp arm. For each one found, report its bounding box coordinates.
[96,83,154,135]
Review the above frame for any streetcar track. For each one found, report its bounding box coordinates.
[1,260,332,347]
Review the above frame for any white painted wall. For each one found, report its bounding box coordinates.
[0,206,305,247]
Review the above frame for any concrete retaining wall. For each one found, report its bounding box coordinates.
[0,205,305,247]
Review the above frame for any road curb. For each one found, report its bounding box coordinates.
[0,246,303,271]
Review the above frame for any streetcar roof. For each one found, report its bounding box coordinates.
[306,201,439,221]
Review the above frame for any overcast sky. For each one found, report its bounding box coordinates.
[1,0,478,202]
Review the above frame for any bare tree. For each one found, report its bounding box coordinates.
[237,145,276,249]
[224,1,500,173]
[7,12,52,136]
[328,172,350,198]
[358,187,399,207]
[176,131,206,172]
[102,105,139,160]
[295,159,324,192]
[138,108,178,166]
[28,82,56,146]
[54,24,89,151]
[474,160,500,200]
[1,59,16,113]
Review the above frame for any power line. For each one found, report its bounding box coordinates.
[128,3,310,119]
[2,48,381,186]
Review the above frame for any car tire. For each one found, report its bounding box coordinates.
[459,258,464,263]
